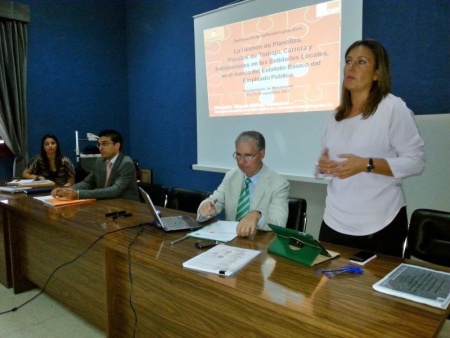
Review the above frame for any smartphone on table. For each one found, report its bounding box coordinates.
[349,250,377,266]
[195,240,219,249]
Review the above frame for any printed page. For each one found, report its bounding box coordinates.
[183,244,261,276]
[188,220,238,242]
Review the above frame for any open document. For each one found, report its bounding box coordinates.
[188,220,238,242]
[183,244,260,277]
[373,263,450,309]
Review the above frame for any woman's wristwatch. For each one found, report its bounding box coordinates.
[366,158,375,173]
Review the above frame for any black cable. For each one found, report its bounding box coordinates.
[127,225,145,338]
[0,223,147,316]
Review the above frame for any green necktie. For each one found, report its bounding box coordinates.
[236,178,251,221]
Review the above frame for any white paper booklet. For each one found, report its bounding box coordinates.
[373,263,450,309]
[183,244,261,276]
[8,179,55,187]
[188,220,238,242]
[7,179,35,186]
[33,195,53,203]
[0,186,30,193]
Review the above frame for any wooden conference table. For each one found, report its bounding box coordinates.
[0,194,449,337]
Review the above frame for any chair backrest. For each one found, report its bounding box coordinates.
[167,187,211,213]
[75,166,89,183]
[286,198,307,232]
[405,209,450,267]
[138,182,169,207]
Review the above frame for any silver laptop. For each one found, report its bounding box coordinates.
[139,187,202,232]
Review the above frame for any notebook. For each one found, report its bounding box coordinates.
[33,195,96,207]
[0,186,29,194]
[139,187,202,232]
[24,187,54,195]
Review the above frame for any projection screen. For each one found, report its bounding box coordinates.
[193,0,362,182]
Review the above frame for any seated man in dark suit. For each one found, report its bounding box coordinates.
[51,129,139,201]
[197,130,290,238]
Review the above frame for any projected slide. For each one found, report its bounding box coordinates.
[204,0,341,117]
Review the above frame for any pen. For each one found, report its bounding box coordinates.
[106,210,127,217]
[171,235,189,245]
[112,212,132,220]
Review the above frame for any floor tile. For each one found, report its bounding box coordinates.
[0,284,104,338]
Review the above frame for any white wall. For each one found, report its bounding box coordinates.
[403,114,450,214]
[289,114,450,239]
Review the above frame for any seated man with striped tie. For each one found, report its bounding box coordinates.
[197,131,290,238]
[51,129,139,201]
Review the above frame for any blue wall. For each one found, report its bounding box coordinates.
[1,0,448,191]
[362,0,449,114]
[0,0,129,178]
[126,0,229,189]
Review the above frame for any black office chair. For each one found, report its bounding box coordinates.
[167,187,211,213]
[74,166,89,183]
[405,209,450,267]
[138,182,169,207]
[286,198,307,232]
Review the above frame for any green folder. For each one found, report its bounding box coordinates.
[268,224,339,266]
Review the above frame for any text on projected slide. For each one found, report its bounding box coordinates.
[204,0,341,117]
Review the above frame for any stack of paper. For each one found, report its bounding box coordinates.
[8,179,55,188]
[7,179,35,186]
[183,244,261,276]
[0,186,30,194]
[19,180,55,188]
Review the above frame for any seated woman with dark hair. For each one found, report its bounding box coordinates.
[22,134,75,187]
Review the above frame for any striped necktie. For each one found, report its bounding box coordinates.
[105,160,112,187]
[236,177,251,221]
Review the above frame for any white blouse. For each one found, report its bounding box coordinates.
[320,94,425,236]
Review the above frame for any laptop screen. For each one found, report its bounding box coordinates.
[138,187,164,224]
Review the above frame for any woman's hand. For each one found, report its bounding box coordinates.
[332,154,367,178]
[317,148,339,175]
[317,149,366,179]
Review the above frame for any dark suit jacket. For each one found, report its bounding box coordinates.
[72,153,139,201]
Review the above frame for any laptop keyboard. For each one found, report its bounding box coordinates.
[163,216,193,230]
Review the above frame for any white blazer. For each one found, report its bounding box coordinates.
[198,164,289,230]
